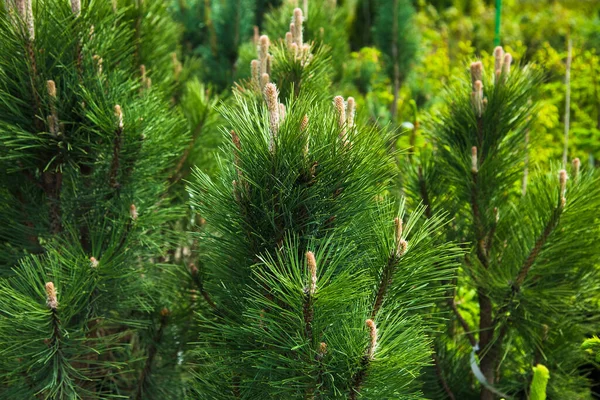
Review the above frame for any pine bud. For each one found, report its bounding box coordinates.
[251,59,260,88]
[259,35,270,75]
[160,307,171,319]
[114,105,123,129]
[279,103,286,122]
[502,53,512,76]
[346,97,356,128]
[264,83,280,152]
[266,54,272,76]
[318,342,327,359]
[301,44,312,65]
[130,203,138,220]
[253,25,259,45]
[333,96,346,139]
[47,80,56,98]
[365,319,378,360]
[494,46,504,80]
[306,251,317,295]
[293,8,303,45]
[300,114,309,132]
[290,43,298,60]
[231,129,241,151]
[93,55,103,75]
[45,282,58,309]
[471,80,484,117]
[471,146,478,173]
[90,256,99,268]
[572,158,581,180]
[260,73,270,91]
[301,115,310,156]
[394,216,402,247]
[71,0,81,16]
[24,0,34,41]
[285,32,293,48]
[470,61,483,89]
[171,53,182,80]
[559,169,567,206]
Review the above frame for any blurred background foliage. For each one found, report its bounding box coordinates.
[170,0,600,177]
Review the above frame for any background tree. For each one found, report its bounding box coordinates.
[0,1,195,397]
[373,0,419,122]
[406,47,600,399]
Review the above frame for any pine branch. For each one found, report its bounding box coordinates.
[190,263,220,315]
[349,320,378,400]
[134,308,170,400]
[418,165,433,219]
[432,353,456,400]
[109,105,124,189]
[449,296,477,347]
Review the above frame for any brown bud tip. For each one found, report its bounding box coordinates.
[130,203,138,220]
[306,251,317,295]
[319,342,327,355]
[190,263,199,276]
[114,105,123,129]
[365,319,378,359]
[47,80,56,98]
[474,80,483,92]
[90,257,99,268]
[140,64,146,78]
[231,130,241,150]
[471,146,478,173]
[398,239,408,257]
[300,114,309,132]
[285,31,293,48]
[160,307,170,317]
[45,282,58,309]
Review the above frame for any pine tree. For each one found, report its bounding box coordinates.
[0,1,192,397]
[263,0,351,84]
[172,0,256,89]
[373,0,419,122]
[405,47,600,399]
[186,8,462,399]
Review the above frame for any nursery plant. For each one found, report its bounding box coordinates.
[406,47,600,399]
[0,0,193,398]
[186,8,462,398]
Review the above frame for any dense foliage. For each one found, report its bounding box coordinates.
[1,0,599,399]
